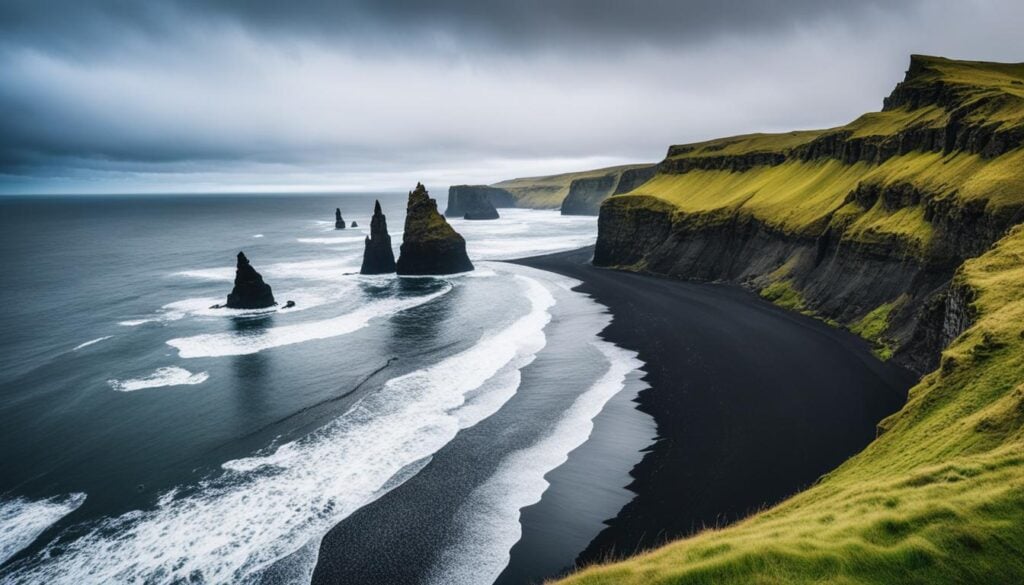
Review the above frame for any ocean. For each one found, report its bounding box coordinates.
[0,193,655,584]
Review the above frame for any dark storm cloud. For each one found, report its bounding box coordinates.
[0,0,908,54]
[0,0,1021,193]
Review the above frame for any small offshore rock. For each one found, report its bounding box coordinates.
[335,208,346,229]
[351,221,358,228]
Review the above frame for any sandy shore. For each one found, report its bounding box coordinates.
[513,246,914,566]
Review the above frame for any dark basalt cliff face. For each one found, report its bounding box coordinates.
[594,55,1024,375]
[225,252,276,309]
[561,165,656,216]
[397,183,474,275]
[445,186,501,220]
[335,208,346,230]
[360,200,397,275]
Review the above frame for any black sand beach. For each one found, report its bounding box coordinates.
[513,247,914,567]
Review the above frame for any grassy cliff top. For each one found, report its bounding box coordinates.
[616,55,1024,256]
[664,55,1024,161]
[491,163,650,208]
[665,130,825,159]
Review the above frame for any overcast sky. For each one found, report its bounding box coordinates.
[0,0,1021,194]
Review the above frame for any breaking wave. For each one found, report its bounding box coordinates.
[108,366,210,392]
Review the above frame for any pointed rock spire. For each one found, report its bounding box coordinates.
[360,199,397,274]
[335,208,346,229]
[396,183,474,275]
[225,252,276,309]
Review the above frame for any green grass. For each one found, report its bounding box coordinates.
[554,225,1024,585]
[850,300,902,360]
[760,280,808,313]
[492,164,650,209]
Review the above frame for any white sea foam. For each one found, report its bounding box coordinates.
[0,493,86,565]
[167,285,452,358]
[427,341,642,585]
[468,234,598,260]
[172,267,235,281]
[72,336,113,351]
[108,367,209,392]
[119,283,353,327]
[295,236,365,245]
[252,234,264,238]
[6,274,557,585]
[173,256,360,285]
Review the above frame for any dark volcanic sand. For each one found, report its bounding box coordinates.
[513,247,914,566]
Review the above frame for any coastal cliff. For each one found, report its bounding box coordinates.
[557,55,1024,585]
[444,185,502,219]
[594,55,1024,374]
[561,165,656,216]
[491,163,654,210]
[396,183,474,275]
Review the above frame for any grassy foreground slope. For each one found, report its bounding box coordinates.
[557,56,1024,583]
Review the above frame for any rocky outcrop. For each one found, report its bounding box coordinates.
[397,183,474,275]
[225,252,276,309]
[360,200,397,275]
[335,208,346,229]
[445,185,509,219]
[351,221,358,228]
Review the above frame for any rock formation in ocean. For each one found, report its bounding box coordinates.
[351,221,358,228]
[397,183,474,275]
[445,185,509,219]
[225,252,276,309]
[360,200,397,275]
[335,208,346,229]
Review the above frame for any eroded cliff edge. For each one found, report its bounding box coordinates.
[594,55,1024,374]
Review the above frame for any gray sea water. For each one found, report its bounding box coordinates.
[0,193,654,584]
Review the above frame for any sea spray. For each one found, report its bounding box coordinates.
[0,493,86,565]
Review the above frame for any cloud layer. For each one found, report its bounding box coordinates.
[0,0,1021,194]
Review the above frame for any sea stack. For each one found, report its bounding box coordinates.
[445,185,502,220]
[335,208,346,229]
[225,252,276,309]
[351,220,358,228]
[360,200,397,275]
[396,183,474,275]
